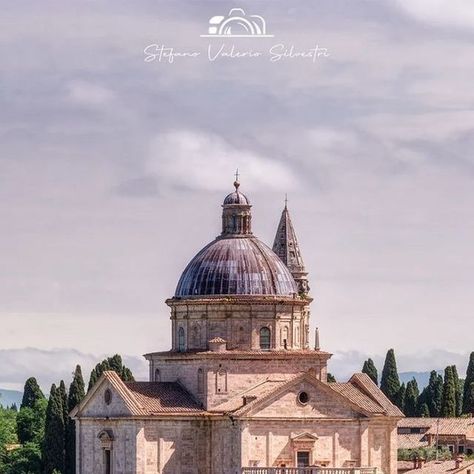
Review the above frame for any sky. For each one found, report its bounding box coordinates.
[1,0,474,392]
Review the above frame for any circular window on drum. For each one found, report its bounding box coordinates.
[297,391,309,405]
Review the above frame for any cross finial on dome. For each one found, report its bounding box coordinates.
[234,168,240,190]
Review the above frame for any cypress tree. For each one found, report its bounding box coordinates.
[394,382,406,412]
[463,352,474,414]
[441,366,456,417]
[43,384,65,474]
[88,354,135,391]
[426,370,443,417]
[405,378,419,417]
[451,365,463,417]
[66,365,85,474]
[418,402,430,417]
[327,373,336,383]
[21,377,45,409]
[362,359,378,385]
[59,380,69,426]
[380,349,401,404]
[464,382,474,415]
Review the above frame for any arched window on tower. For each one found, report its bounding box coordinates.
[197,368,204,394]
[259,327,271,350]
[178,327,185,352]
[154,368,161,382]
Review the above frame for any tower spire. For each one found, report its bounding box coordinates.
[272,201,309,295]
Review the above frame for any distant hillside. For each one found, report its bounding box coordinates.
[0,388,23,407]
[399,371,442,389]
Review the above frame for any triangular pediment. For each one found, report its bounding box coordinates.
[291,432,318,442]
[235,372,374,419]
[70,371,143,418]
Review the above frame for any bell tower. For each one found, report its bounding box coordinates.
[272,198,310,295]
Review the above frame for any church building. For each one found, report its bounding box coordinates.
[71,179,403,474]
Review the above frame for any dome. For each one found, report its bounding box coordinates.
[175,236,298,297]
[223,191,249,205]
[223,181,250,205]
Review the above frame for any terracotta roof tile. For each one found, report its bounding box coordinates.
[404,460,474,474]
[125,382,205,415]
[398,418,474,436]
[329,382,385,414]
[398,433,429,449]
[349,373,404,417]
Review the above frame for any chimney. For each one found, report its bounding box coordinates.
[455,457,463,469]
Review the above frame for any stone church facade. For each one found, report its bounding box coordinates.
[71,180,403,474]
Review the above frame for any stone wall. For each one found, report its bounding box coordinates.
[148,354,328,409]
[168,299,310,352]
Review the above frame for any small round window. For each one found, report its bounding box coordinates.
[298,391,309,405]
[104,389,112,405]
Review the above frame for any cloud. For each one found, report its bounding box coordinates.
[67,80,115,106]
[328,349,471,382]
[0,348,148,392]
[147,130,298,192]
[395,0,474,29]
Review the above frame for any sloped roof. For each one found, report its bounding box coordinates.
[71,371,205,418]
[398,433,429,449]
[398,417,474,436]
[349,373,404,417]
[404,460,474,474]
[212,371,402,418]
[125,382,204,415]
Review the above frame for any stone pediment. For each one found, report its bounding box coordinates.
[291,432,318,442]
[232,371,383,419]
[70,371,142,418]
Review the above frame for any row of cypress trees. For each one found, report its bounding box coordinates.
[19,366,85,474]
[8,354,134,474]
[361,350,474,417]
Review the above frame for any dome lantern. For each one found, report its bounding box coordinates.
[221,177,252,236]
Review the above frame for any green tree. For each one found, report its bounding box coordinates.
[405,378,419,417]
[362,358,378,385]
[2,442,42,474]
[21,377,44,409]
[43,384,65,474]
[418,402,430,417]
[66,365,85,474]
[451,365,463,417]
[380,349,401,404]
[463,352,474,414]
[0,405,18,472]
[88,354,134,391]
[394,382,406,412]
[58,380,69,426]
[441,366,456,417]
[327,373,336,383]
[16,397,47,444]
[426,370,443,417]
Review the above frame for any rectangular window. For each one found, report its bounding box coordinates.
[104,449,111,474]
[297,451,310,467]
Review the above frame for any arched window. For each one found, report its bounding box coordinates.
[259,327,271,350]
[178,327,185,352]
[154,368,161,382]
[191,324,201,347]
[197,368,204,394]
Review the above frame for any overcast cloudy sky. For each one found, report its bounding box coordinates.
[1,0,473,391]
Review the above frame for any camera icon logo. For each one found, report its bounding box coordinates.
[200,8,274,38]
